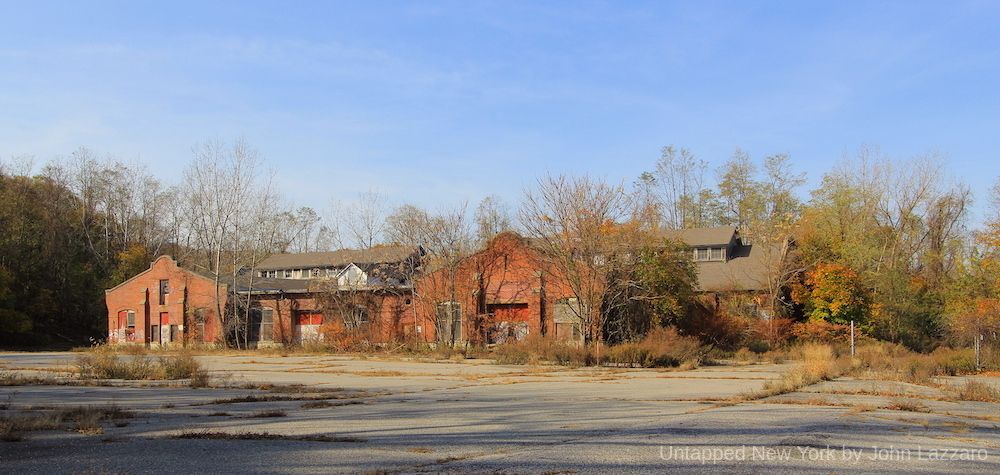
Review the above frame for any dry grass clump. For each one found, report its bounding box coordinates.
[0,405,134,441]
[76,351,162,380]
[491,328,704,368]
[300,400,365,409]
[884,398,930,413]
[850,342,977,384]
[248,409,287,418]
[76,350,208,386]
[956,381,1000,402]
[492,334,582,365]
[171,431,365,443]
[748,343,843,399]
[0,370,57,386]
[602,328,704,368]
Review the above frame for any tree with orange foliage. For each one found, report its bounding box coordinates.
[793,263,872,328]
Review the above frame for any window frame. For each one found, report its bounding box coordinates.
[158,279,169,305]
[711,247,724,261]
[259,307,274,342]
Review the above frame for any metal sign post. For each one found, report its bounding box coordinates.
[850,320,855,357]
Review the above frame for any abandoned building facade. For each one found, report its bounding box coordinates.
[105,226,782,347]
[105,256,228,346]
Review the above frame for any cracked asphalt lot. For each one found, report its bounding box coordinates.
[2,352,999,473]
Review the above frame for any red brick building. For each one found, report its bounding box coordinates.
[235,246,422,346]
[412,232,582,345]
[105,256,227,346]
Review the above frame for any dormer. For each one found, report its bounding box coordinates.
[336,263,368,287]
[693,246,727,262]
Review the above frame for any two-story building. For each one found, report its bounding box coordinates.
[104,256,227,346]
[235,246,423,346]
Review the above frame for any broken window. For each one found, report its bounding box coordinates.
[126,310,136,328]
[436,302,461,344]
[158,279,169,305]
[259,308,273,342]
[194,308,206,338]
[344,306,369,329]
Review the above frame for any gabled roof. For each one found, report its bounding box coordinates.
[104,255,222,293]
[661,226,738,247]
[694,242,786,292]
[256,246,419,271]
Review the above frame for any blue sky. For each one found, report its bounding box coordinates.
[2,1,999,222]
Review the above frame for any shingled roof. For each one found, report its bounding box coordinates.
[693,242,786,292]
[662,226,739,247]
[658,226,787,292]
[256,246,418,270]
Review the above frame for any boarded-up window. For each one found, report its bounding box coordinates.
[555,322,581,341]
[553,298,584,342]
[436,302,461,343]
[296,311,323,326]
[193,308,206,339]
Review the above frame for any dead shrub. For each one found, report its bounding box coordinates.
[884,398,930,413]
[160,352,202,379]
[0,405,133,441]
[748,343,842,398]
[791,320,851,343]
[748,317,795,348]
[957,381,1000,402]
[603,328,704,368]
[0,371,56,386]
[76,352,206,382]
[849,341,978,384]
[171,431,365,443]
[76,352,164,380]
[493,344,534,365]
[248,410,287,418]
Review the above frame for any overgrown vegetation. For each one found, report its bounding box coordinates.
[0,404,134,442]
[746,343,844,399]
[957,380,1000,402]
[491,328,704,368]
[75,347,208,385]
[170,431,365,443]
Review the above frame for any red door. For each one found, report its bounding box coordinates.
[490,303,529,322]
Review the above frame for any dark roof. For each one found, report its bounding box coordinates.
[233,277,313,294]
[661,226,738,247]
[694,242,786,292]
[256,246,418,271]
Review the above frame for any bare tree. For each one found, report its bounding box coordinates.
[474,195,512,243]
[181,138,281,347]
[650,145,711,229]
[519,174,640,346]
[386,202,474,345]
[385,204,432,247]
[336,190,388,249]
